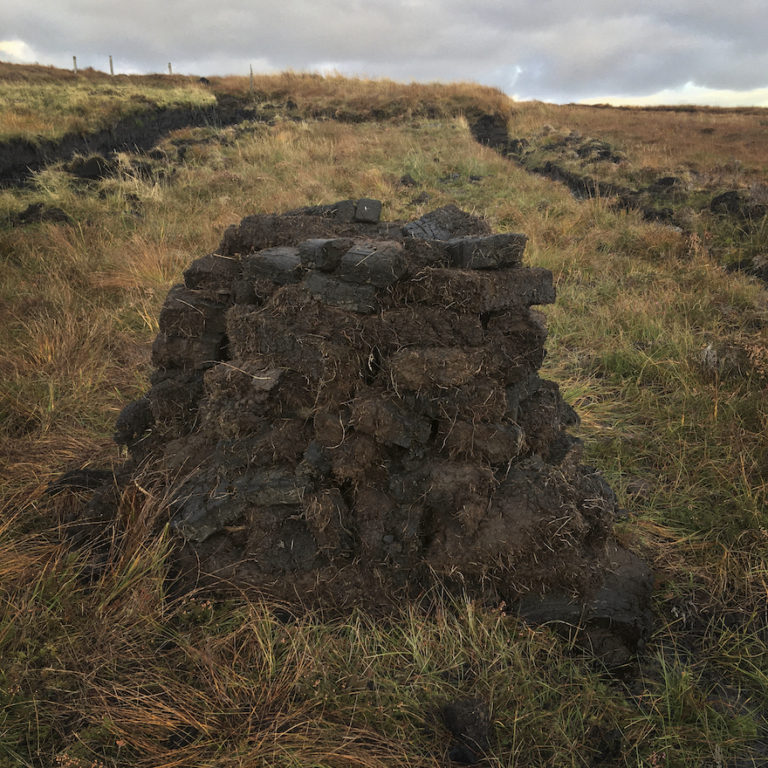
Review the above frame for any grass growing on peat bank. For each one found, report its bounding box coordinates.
[0,62,513,146]
[508,101,768,180]
[0,62,215,143]
[214,71,512,122]
[1,74,767,765]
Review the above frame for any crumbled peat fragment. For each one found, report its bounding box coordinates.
[115,199,652,665]
[441,698,493,766]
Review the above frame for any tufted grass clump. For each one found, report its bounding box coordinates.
[0,502,760,768]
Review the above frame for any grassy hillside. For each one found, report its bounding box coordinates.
[0,63,217,143]
[0,63,511,145]
[509,101,768,177]
[0,65,766,767]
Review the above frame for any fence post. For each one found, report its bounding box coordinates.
[109,55,114,76]
[250,64,254,95]
[168,62,173,75]
[73,56,78,75]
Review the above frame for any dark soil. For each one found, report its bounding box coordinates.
[0,93,267,185]
[441,698,493,765]
[111,199,652,665]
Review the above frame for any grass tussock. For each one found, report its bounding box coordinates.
[1,494,760,768]
[1,70,767,765]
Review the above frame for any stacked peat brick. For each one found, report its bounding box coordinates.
[116,199,651,663]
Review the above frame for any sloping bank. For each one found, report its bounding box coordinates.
[1,91,512,186]
[470,112,631,200]
[0,93,262,185]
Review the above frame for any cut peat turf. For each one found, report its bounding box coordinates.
[107,199,653,666]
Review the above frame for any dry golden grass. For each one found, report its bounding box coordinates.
[0,62,193,85]
[1,72,767,765]
[510,100,768,179]
[214,71,512,120]
[0,62,512,146]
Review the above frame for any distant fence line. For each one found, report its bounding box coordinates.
[71,56,257,93]
[71,54,170,77]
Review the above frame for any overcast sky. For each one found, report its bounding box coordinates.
[2,1,768,106]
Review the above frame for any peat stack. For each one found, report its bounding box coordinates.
[116,199,651,664]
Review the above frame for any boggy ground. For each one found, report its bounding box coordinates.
[0,65,767,767]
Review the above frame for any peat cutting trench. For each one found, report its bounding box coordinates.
[0,93,273,186]
[470,112,768,286]
[6,95,765,288]
[0,94,493,187]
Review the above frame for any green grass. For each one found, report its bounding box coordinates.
[1,76,767,765]
[0,75,215,142]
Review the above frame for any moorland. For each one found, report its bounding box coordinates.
[0,62,766,767]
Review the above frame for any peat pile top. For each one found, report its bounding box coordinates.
[116,199,651,664]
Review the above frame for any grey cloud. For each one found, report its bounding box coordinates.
[1,0,766,102]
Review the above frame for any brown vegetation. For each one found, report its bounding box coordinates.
[510,100,768,179]
[0,65,766,766]
[215,71,512,120]
[0,63,214,142]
